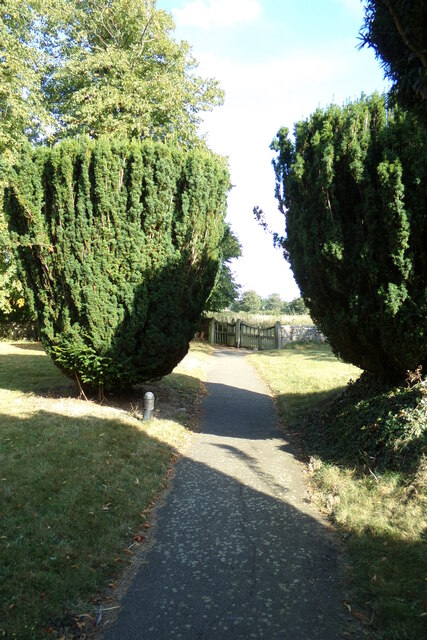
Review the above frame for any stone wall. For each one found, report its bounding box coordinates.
[281,324,326,347]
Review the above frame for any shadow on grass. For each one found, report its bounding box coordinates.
[271,389,349,464]
[0,406,175,640]
[304,350,343,364]
[275,388,347,420]
[9,341,45,352]
[1,350,425,639]
[0,348,75,394]
[275,381,427,473]
[1,401,360,640]
[271,395,426,638]
[277,391,427,473]
[344,528,427,639]
[0,348,204,428]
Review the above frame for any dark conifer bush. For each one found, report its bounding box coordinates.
[272,93,426,381]
[4,138,229,392]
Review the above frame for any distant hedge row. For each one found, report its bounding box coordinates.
[5,138,229,391]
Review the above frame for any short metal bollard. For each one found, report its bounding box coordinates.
[143,391,155,422]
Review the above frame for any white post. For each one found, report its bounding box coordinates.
[236,318,241,348]
[209,318,216,346]
[275,321,281,349]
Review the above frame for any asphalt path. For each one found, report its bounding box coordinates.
[103,348,362,639]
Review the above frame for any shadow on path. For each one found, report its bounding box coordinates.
[103,349,364,639]
[103,454,359,640]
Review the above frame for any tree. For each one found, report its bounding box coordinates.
[288,297,308,315]
[265,293,282,314]
[205,225,241,312]
[359,1,427,121]
[0,0,52,159]
[271,93,426,381]
[0,1,52,321]
[0,224,31,321]
[4,137,230,393]
[1,0,224,148]
[0,0,227,321]
[42,0,223,146]
[239,290,262,314]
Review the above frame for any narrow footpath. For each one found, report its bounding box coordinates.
[103,348,362,639]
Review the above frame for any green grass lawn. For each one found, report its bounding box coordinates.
[250,342,360,424]
[250,343,427,640]
[0,340,212,639]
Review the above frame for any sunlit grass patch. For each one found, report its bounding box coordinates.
[311,458,427,639]
[0,340,211,639]
[250,342,361,423]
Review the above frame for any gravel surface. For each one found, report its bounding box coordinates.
[102,348,363,639]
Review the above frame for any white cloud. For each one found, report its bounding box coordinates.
[173,0,262,29]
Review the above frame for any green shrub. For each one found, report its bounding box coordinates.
[4,137,229,392]
[272,93,427,381]
[305,372,427,471]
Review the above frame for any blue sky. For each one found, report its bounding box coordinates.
[158,0,389,300]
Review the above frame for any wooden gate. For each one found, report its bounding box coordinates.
[240,323,276,350]
[209,319,280,351]
[214,321,236,346]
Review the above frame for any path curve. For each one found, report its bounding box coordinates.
[103,348,362,639]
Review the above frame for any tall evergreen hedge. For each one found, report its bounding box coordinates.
[4,138,229,391]
[272,94,426,381]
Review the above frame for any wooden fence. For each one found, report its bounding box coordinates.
[209,318,281,351]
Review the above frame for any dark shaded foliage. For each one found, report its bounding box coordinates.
[272,93,427,381]
[359,0,427,122]
[299,372,427,472]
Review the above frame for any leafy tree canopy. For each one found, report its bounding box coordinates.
[238,290,263,314]
[0,0,223,148]
[42,0,224,145]
[0,0,53,160]
[287,297,308,315]
[205,225,241,312]
[264,292,282,313]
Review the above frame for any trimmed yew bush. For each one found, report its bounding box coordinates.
[5,137,229,392]
[272,94,426,381]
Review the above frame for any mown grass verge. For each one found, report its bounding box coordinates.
[250,343,427,640]
[0,340,212,639]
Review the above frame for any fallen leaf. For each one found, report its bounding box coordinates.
[43,627,54,635]
[352,611,370,624]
